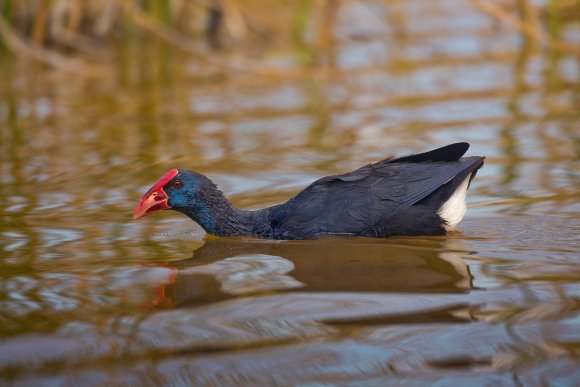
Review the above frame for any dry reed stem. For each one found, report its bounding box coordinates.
[470,0,580,54]
[0,12,107,77]
[222,0,249,40]
[48,0,116,53]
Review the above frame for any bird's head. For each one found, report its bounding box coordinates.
[133,169,205,219]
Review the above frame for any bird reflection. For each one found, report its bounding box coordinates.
[152,237,473,308]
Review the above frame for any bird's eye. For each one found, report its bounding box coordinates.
[173,180,182,189]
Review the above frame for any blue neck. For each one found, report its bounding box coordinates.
[179,193,257,237]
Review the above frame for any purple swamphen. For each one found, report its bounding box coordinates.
[134,142,484,239]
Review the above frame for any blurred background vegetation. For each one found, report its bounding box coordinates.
[0,0,578,77]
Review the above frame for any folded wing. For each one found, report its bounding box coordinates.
[268,143,484,239]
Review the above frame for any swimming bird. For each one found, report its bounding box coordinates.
[133,142,484,240]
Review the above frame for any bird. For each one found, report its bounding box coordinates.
[133,142,484,240]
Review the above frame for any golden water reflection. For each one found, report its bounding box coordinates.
[0,0,579,384]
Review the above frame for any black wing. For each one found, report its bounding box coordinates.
[268,143,483,238]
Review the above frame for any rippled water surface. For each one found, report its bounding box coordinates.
[1,0,579,385]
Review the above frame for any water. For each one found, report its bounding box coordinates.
[1,0,579,385]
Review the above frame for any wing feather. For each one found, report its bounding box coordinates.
[268,149,484,238]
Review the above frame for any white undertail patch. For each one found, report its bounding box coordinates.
[438,173,471,231]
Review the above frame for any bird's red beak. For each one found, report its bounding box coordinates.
[133,169,179,220]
